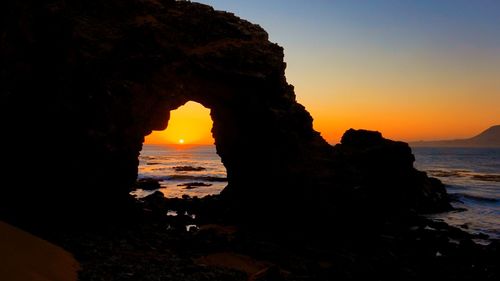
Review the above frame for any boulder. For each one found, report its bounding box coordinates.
[136,178,161,191]
[331,129,451,216]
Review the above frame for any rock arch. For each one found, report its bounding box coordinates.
[131,40,333,218]
[1,0,331,221]
[0,0,448,224]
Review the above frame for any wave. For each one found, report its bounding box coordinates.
[173,166,206,172]
[138,174,227,182]
[427,169,470,177]
[455,193,498,203]
[414,148,500,240]
[471,174,500,182]
[427,169,500,182]
[169,175,227,182]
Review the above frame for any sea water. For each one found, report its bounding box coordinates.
[132,144,227,199]
[134,144,500,239]
[413,147,500,239]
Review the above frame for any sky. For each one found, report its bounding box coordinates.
[146,101,213,145]
[146,0,500,145]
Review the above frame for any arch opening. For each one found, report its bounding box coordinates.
[133,101,228,199]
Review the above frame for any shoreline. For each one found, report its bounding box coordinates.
[33,193,499,281]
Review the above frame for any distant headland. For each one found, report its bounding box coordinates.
[411,125,500,147]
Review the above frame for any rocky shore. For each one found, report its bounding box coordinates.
[1,1,498,280]
[30,192,495,281]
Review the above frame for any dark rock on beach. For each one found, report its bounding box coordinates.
[331,129,452,216]
[136,178,161,190]
[174,166,207,172]
[141,191,168,213]
[178,182,213,189]
[33,195,498,281]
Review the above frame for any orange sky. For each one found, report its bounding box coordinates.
[144,73,499,145]
[145,102,215,145]
[145,1,500,145]
[144,71,499,145]
[289,48,500,143]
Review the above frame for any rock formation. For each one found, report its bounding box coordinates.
[0,0,449,225]
[332,129,450,215]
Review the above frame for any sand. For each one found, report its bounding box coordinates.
[0,221,79,281]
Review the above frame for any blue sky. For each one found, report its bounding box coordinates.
[194,0,500,142]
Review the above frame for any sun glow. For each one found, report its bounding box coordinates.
[145,101,214,145]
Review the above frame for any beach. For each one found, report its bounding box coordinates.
[0,221,79,281]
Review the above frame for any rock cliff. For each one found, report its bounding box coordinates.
[0,0,449,225]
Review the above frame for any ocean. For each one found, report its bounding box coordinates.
[413,147,500,239]
[132,144,227,199]
[134,144,500,239]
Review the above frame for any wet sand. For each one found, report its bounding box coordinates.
[0,221,79,281]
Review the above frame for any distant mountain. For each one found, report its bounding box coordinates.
[411,125,500,147]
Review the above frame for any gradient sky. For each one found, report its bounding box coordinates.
[146,0,500,145]
[146,101,214,145]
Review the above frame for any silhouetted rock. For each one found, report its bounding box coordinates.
[49,197,498,281]
[0,0,449,227]
[143,190,165,201]
[136,178,161,190]
[332,129,451,216]
[3,2,496,281]
[142,191,168,215]
[341,129,387,148]
[178,182,212,189]
[173,166,206,172]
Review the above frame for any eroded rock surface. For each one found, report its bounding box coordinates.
[1,0,448,225]
[332,129,450,216]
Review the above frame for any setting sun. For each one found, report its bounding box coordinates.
[145,101,214,145]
